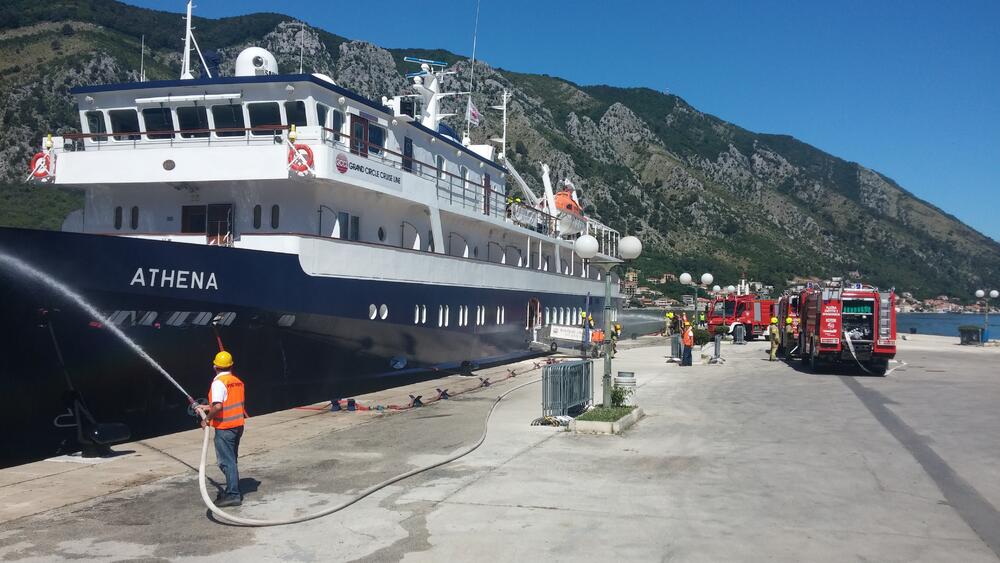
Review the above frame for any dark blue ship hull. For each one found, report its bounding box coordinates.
[0,227,605,467]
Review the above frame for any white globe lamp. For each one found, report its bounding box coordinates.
[574,234,599,260]
[679,272,692,285]
[976,289,985,299]
[619,236,642,260]
[992,290,999,299]
[713,285,721,292]
[727,285,736,293]
[701,273,714,286]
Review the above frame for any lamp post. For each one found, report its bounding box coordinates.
[975,289,998,342]
[574,233,642,408]
[679,272,713,326]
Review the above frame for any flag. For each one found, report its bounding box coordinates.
[466,97,481,126]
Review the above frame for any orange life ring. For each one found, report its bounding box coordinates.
[288,144,314,173]
[30,152,50,178]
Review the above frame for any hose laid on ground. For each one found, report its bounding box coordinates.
[197,377,541,527]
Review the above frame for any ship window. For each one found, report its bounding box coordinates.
[85,111,107,142]
[248,102,282,136]
[349,215,360,241]
[367,124,385,155]
[501,306,505,325]
[114,206,123,230]
[331,110,344,141]
[414,305,420,324]
[177,106,210,138]
[211,104,245,137]
[270,205,280,229]
[316,103,329,128]
[436,155,446,180]
[545,307,550,325]
[253,205,262,229]
[438,305,444,327]
[421,305,427,324]
[444,305,450,327]
[369,304,377,320]
[130,206,139,230]
[181,205,207,233]
[142,107,175,139]
[284,101,307,128]
[379,304,388,320]
[403,137,414,173]
[109,109,140,141]
[496,306,501,325]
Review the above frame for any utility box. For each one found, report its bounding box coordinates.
[959,326,983,346]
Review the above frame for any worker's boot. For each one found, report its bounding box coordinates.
[217,495,242,507]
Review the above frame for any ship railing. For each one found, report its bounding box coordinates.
[585,219,621,259]
[321,127,558,237]
[62,125,292,150]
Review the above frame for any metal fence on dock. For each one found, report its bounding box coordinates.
[542,360,594,417]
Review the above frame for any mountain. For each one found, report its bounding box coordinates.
[1,0,997,298]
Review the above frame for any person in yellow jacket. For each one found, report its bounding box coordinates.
[664,311,674,336]
[198,350,247,507]
[768,317,780,361]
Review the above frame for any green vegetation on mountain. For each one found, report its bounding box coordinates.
[0,0,997,299]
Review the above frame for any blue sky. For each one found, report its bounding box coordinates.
[129,0,999,241]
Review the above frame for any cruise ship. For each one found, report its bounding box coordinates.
[0,5,631,466]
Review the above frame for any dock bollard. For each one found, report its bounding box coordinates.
[346,399,357,411]
[709,334,725,364]
[330,399,341,412]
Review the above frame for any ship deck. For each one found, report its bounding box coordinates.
[2,335,1000,561]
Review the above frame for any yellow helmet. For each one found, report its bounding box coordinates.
[581,311,586,317]
[786,317,793,325]
[770,317,778,324]
[667,312,674,318]
[213,350,234,368]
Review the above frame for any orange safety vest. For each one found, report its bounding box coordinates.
[682,328,694,347]
[208,373,246,429]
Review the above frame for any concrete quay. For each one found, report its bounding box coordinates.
[1,334,999,562]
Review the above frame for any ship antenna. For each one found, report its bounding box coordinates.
[298,21,305,74]
[180,1,212,80]
[139,34,146,82]
[464,0,482,141]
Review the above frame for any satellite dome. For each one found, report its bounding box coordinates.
[235,47,278,77]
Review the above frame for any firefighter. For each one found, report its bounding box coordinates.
[768,317,780,361]
[610,322,622,357]
[197,351,247,507]
[664,311,674,336]
[681,321,694,366]
[784,316,795,357]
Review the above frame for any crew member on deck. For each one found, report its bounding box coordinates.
[198,351,247,507]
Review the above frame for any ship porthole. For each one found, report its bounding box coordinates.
[379,304,389,320]
[369,304,377,320]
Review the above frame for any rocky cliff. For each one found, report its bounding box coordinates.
[1,0,997,297]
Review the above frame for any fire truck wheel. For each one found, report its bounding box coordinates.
[867,359,888,377]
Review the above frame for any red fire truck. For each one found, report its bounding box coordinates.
[798,279,897,375]
[706,293,776,340]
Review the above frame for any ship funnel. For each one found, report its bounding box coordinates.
[235,47,278,77]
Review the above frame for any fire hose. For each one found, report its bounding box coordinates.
[194,376,540,527]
